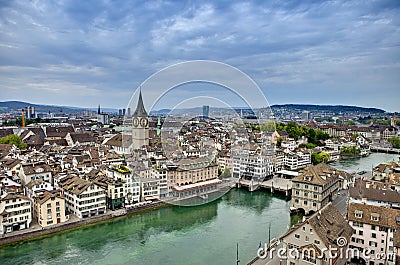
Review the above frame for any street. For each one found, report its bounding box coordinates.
[333,189,348,217]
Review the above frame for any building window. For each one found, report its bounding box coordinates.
[359,230,363,236]
[371,213,380,221]
[355,210,363,218]
[369,241,377,247]
[295,234,300,239]
[372,233,376,238]
[379,227,388,232]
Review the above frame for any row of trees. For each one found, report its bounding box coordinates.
[2,117,52,126]
[0,134,27,149]
[340,146,361,155]
[275,122,330,145]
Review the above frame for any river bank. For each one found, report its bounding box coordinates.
[0,201,168,247]
[0,189,291,265]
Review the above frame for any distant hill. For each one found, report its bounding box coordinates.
[0,101,85,114]
[150,104,386,115]
[0,101,386,115]
[0,101,118,114]
[270,104,385,114]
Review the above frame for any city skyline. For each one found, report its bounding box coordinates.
[1,1,399,111]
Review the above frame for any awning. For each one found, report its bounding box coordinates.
[173,178,222,192]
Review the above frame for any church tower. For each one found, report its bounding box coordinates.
[132,89,149,149]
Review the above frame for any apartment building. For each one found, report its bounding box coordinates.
[348,202,399,265]
[291,163,342,214]
[232,153,274,180]
[281,203,354,265]
[61,175,106,218]
[139,178,160,201]
[33,190,67,227]
[0,193,32,234]
[349,178,400,209]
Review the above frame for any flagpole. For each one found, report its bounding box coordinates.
[268,223,271,250]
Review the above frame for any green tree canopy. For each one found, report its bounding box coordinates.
[311,152,330,164]
[0,134,27,149]
[340,146,360,155]
[220,168,231,178]
[388,137,400,149]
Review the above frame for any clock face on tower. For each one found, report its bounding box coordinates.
[140,118,148,127]
[133,118,139,127]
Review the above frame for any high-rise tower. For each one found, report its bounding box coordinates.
[132,89,149,149]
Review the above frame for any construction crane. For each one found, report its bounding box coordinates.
[21,108,25,128]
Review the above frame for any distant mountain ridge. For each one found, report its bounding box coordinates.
[0,101,387,115]
[270,104,385,113]
[0,101,118,114]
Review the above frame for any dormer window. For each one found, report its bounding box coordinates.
[371,213,380,221]
[355,210,363,219]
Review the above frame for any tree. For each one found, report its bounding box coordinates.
[319,152,330,163]
[340,146,361,155]
[0,134,27,149]
[299,143,317,149]
[285,122,301,140]
[311,152,330,164]
[311,152,321,165]
[220,168,231,178]
[388,137,400,149]
[260,121,276,132]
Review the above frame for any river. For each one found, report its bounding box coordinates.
[330,152,399,173]
[0,152,398,265]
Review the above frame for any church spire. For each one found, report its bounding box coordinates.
[133,87,148,117]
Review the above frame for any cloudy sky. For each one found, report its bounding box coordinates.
[0,0,399,112]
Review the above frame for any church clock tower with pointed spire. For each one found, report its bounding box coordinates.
[132,89,149,149]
